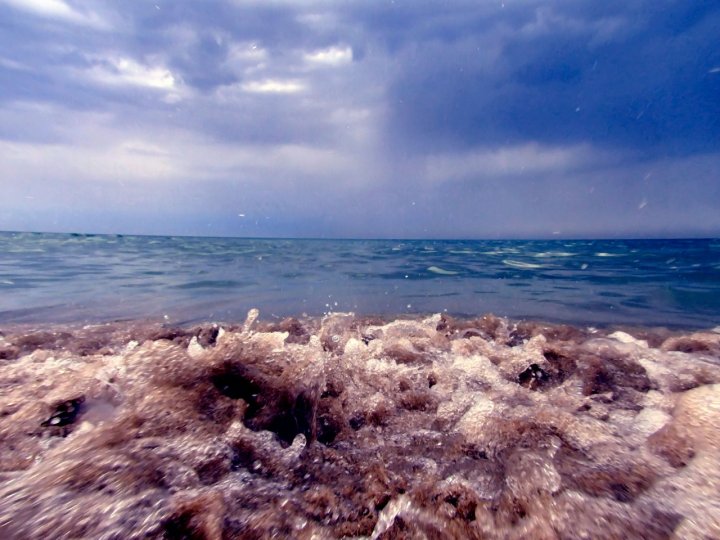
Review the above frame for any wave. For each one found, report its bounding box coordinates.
[1,312,719,538]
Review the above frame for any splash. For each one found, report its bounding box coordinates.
[1,311,720,538]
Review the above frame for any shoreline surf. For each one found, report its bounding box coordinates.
[2,310,720,538]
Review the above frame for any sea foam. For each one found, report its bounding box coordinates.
[1,311,719,538]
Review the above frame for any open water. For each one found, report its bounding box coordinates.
[1,231,719,328]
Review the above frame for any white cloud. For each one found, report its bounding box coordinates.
[296,11,340,29]
[518,6,628,47]
[228,42,268,64]
[0,102,181,183]
[240,78,305,94]
[0,100,361,188]
[304,45,352,67]
[0,56,32,72]
[423,143,606,183]
[0,139,179,183]
[84,56,176,90]
[223,42,268,78]
[0,0,106,27]
[77,55,189,103]
[0,133,363,201]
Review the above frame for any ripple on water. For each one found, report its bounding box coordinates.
[532,251,576,258]
[502,260,545,270]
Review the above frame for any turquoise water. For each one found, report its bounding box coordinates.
[0,231,718,327]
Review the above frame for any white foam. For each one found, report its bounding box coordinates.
[502,259,544,269]
[427,266,459,275]
[608,331,648,348]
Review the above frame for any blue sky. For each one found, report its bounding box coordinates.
[0,0,718,238]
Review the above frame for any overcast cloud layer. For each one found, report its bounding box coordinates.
[0,0,718,238]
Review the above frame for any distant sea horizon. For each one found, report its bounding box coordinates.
[2,228,718,242]
[1,230,719,328]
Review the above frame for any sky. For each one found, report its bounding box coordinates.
[0,0,718,239]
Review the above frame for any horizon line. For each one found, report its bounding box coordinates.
[1,229,718,243]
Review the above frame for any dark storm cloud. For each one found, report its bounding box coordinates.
[4,0,715,151]
[380,1,720,156]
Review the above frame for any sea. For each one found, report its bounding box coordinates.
[1,231,718,328]
[3,232,720,538]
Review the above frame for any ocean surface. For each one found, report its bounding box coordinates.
[1,231,719,328]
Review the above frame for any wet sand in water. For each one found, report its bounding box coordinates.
[1,311,720,539]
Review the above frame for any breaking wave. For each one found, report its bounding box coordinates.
[1,311,720,538]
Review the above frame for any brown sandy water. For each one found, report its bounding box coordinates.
[1,310,720,539]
